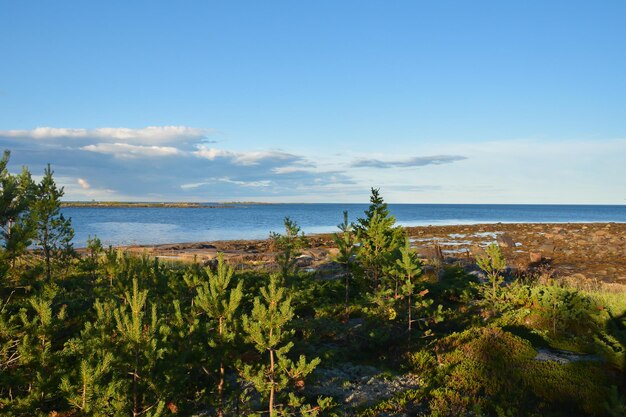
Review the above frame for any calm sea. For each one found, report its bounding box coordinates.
[61,204,626,247]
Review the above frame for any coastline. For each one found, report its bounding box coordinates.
[98,222,626,286]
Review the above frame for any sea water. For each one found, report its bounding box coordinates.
[61,203,626,247]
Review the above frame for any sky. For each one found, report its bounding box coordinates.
[0,1,625,204]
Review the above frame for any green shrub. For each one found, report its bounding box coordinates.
[404,349,437,381]
[430,327,618,416]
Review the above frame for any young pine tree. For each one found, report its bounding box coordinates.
[476,243,507,302]
[59,352,119,416]
[60,299,125,416]
[355,188,405,289]
[0,150,35,279]
[11,284,67,413]
[194,253,243,416]
[31,165,75,282]
[269,217,308,280]
[83,235,103,281]
[393,238,423,340]
[113,278,166,417]
[241,274,320,416]
[333,211,358,315]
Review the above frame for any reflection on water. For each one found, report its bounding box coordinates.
[63,203,626,247]
[89,222,180,246]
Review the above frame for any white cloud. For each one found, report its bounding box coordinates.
[180,177,272,189]
[232,151,297,166]
[180,181,210,190]
[77,178,90,189]
[193,145,299,166]
[218,177,272,187]
[0,125,210,145]
[272,166,312,174]
[192,147,232,160]
[81,143,182,158]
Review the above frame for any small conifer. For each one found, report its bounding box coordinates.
[241,274,320,416]
[194,253,243,415]
[31,165,75,282]
[333,211,358,315]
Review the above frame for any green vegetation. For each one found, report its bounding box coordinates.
[270,217,308,281]
[1,155,625,416]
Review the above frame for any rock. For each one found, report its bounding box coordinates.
[468,270,487,282]
[497,234,515,248]
[414,246,439,259]
[534,348,602,365]
[158,244,182,251]
[309,365,421,409]
[539,242,555,253]
[295,255,314,267]
[422,265,435,274]
[203,258,218,270]
[188,242,216,250]
[470,245,485,256]
[314,261,343,272]
[529,252,543,263]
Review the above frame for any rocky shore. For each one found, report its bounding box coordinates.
[122,222,626,286]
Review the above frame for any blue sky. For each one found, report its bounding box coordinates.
[1,1,625,203]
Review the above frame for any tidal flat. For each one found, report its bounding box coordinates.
[116,222,626,286]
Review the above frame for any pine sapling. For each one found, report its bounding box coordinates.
[333,211,358,316]
[393,237,423,339]
[269,217,308,281]
[355,188,405,289]
[194,253,243,416]
[114,278,165,417]
[241,274,320,416]
[31,164,75,282]
[476,243,507,303]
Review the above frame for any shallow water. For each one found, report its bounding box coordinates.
[61,203,626,247]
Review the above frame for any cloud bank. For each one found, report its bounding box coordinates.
[0,126,209,145]
[1,126,623,203]
[0,126,356,201]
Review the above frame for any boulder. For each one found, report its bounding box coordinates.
[295,255,315,267]
[468,270,487,282]
[187,242,217,250]
[497,234,515,248]
[470,245,485,256]
[203,258,218,270]
[539,242,555,253]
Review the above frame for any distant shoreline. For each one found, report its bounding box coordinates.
[60,201,280,208]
